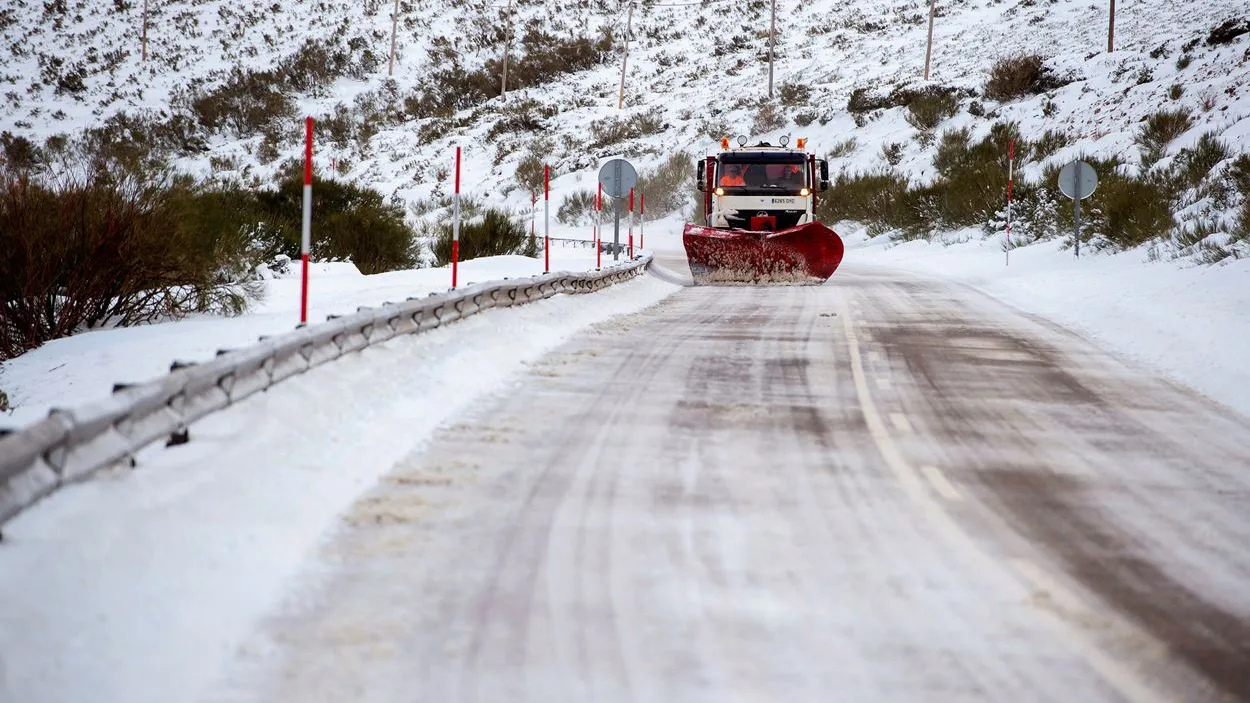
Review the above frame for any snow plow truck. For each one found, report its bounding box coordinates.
[684,136,845,285]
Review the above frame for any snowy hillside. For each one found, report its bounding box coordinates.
[2,0,1247,234]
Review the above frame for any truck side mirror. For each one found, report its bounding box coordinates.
[696,160,705,191]
[819,159,829,181]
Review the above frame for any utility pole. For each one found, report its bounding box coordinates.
[1107,0,1116,52]
[141,0,149,62]
[617,2,634,110]
[767,0,777,98]
[500,0,514,100]
[388,0,400,77]
[923,0,936,80]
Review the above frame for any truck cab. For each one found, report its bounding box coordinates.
[696,136,830,231]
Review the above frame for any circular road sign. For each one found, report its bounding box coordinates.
[1058,160,1099,200]
[598,158,638,199]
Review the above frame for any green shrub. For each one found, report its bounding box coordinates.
[751,101,787,134]
[778,82,812,107]
[637,152,694,217]
[590,110,663,149]
[984,54,1061,102]
[1228,154,1250,197]
[0,166,262,360]
[699,116,731,141]
[0,387,8,412]
[1175,133,1228,188]
[431,207,538,266]
[1136,108,1193,167]
[485,98,558,141]
[1,132,41,172]
[1032,129,1069,160]
[278,36,379,97]
[1086,174,1175,250]
[905,92,959,131]
[827,138,857,158]
[253,170,417,274]
[1234,199,1250,245]
[816,170,923,235]
[882,141,904,166]
[556,188,597,226]
[407,30,610,120]
[189,67,295,137]
[848,84,963,115]
[514,153,546,193]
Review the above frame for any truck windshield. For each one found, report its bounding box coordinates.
[718,161,806,191]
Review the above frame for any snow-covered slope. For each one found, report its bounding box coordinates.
[2,0,1246,222]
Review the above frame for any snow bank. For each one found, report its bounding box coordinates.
[0,274,677,703]
[0,250,605,427]
[847,229,1250,419]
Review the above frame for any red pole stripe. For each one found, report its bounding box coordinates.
[304,117,313,185]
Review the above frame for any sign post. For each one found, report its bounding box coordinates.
[1058,160,1099,259]
[597,158,638,262]
[300,117,313,325]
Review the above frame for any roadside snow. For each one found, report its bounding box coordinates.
[846,228,1250,419]
[0,250,605,428]
[0,272,677,703]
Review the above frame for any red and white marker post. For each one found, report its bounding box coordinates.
[639,191,645,250]
[1006,139,1014,266]
[300,116,313,325]
[543,164,550,273]
[452,146,462,288]
[628,187,635,258]
[595,182,602,270]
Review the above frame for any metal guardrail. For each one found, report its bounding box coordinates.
[0,255,652,529]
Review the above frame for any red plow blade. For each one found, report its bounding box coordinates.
[682,222,845,285]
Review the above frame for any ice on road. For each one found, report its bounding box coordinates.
[202,266,1250,702]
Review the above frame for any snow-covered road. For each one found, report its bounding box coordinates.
[197,263,1250,701]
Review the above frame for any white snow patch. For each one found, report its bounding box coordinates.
[846,229,1250,419]
[0,273,677,703]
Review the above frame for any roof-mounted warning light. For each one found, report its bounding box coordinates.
[721,136,730,150]
[797,137,807,150]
